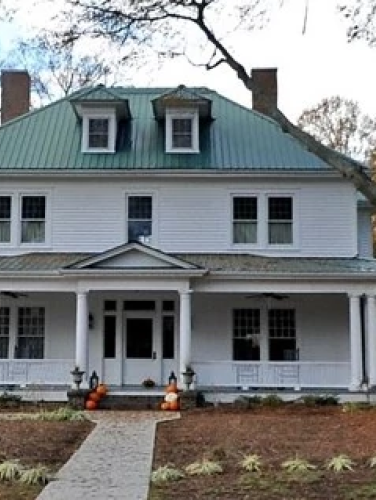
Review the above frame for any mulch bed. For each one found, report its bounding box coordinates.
[150,405,376,499]
[0,416,94,500]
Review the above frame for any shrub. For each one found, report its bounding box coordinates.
[261,395,284,407]
[281,457,317,473]
[0,461,22,482]
[326,455,354,472]
[19,466,50,485]
[151,465,184,483]
[240,454,262,472]
[185,459,223,476]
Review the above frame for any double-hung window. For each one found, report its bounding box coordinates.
[127,196,153,243]
[268,308,296,361]
[17,307,45,359]
[21,196,46,244]
[0,307,10,359]
[166,109,199,153]
[88,118,109,149]
[268,196,293,245]
[233,196,258,244]
[233,309,261,361]
[0,196,11,243]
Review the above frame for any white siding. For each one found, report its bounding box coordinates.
[0,177,357,257]
[357,208,373,258]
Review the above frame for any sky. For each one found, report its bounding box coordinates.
[0,0,375,122]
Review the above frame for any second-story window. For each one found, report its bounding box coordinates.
[268,197,293,245]
[127,196,152,243]
[233,196,258,244]
[166,109,199,153]
[21,195,45,243]
[0,196,11,243]
[88,118,109,149]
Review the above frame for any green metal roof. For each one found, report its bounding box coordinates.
[0,252,376,278]
[0,85,330,171]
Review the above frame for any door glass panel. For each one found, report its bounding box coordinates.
[126,318,153,358]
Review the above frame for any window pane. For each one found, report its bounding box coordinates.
[233,197,257,244]
[0,307,10,359]
[233,309,260,361]
[0,222,10,243]
[104,315,116,358]
[268,309,296,361]
[104,300,117,312]
[128,196,152,242]
[268,197,292,220]
[88,118,109,148]
[17,307,45,359]
[128,196,152,219]
[234,197,257,220]
[123,301,155,311]
[268,222,292,244]
[22,196,45,219]
[162,316,174,359]
[126,318,153,358]
[21,221,45,243]
[162,301,175,312]
[0,197,11,218]
[233,222,257,244]
[172,118,193,148]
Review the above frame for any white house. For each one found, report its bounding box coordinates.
[0,68,375,393]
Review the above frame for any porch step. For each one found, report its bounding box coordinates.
[97,393,165,410]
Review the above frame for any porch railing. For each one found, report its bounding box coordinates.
[191,361,351,389]
[0,359,74,386]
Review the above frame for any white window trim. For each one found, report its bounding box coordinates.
[165,108,199,154]
[230,191,299,250]
[125,191,158,246]
[18,192,51,248]
[81,109,117,153]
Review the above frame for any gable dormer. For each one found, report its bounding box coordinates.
[152,85,212,154]
[70,87,131,153]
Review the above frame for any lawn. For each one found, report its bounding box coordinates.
[150,403,376,500]
[0,408,93,500]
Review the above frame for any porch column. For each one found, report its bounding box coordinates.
[349,294,362,391]
[367,295,376,386]
[75,291,88,385]
[179,291,192,383]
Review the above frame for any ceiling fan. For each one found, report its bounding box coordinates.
[245,292,289,301]
[0,291,29,299]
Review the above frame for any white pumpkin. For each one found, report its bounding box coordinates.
[165,392,178,403]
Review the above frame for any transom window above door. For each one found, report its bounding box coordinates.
[127,195,153,243]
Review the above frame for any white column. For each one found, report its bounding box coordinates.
[367,295,376,386]
[349,294,362,391]
[179,291,192,383]
[76,291,88,385]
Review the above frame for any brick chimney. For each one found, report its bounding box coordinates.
[251,68,277,117]
[1,70,31,125]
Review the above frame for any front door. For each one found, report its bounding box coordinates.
[123,312,160,385]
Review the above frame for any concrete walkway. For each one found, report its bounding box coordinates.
[37,411,179,500]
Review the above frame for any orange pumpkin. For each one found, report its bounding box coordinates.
[169,399,180,411]
[165,383,178,394]
[161,401,170,411]
[85,399,97,410]
[96,384,108,397]
[88,391,101,402]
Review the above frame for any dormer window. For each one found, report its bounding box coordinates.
[166,109,199,153]
[82,112,116,153]
[88,118,110,149]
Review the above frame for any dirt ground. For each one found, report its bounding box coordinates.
[0,414,93,500]
[150,405,376,500]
